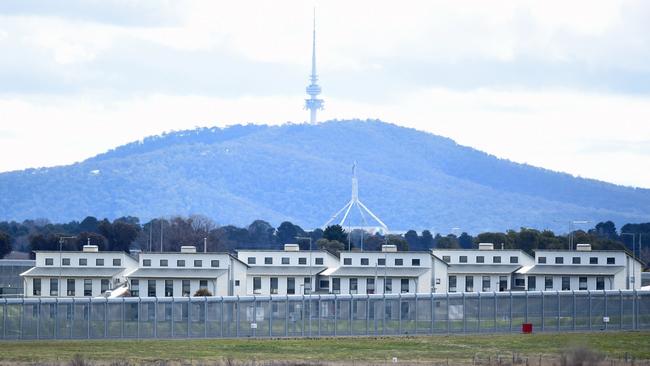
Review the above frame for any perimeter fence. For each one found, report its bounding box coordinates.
[1,290,649,340]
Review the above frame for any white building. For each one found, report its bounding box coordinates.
[433,244,535,292]
[127,246,248,297]
[21,245,138,297]
[517,244,644,291]
[321,245,449,294]
[237,244,339,295]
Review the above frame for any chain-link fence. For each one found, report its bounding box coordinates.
[2,290,649,340]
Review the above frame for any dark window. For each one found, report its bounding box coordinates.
[177,260,185,267]
[332,278,340,293]
[315,257,323,265]
[378,258,386,265]
[401,279,409,293]
[596,276,605,290]
[476,256,484,263]
[143,259,151,267]
[67,279,75,296]
[234,280,240,286]
[579,277,588,290]
[130,279,139,297]
[45,258,53,266]
[449,276,457,292]
[199,280,208,289]
[287,277,295,294]
[360,258,369,265]
[182,280,190,296]
[492,256,501,264]
[459,256,468,263]
[96,258,104,266]
[545,276,553,290]
[349,278,358,293]
[148,280,156,297]
[33,278,41,295]
[555,257,564,264]
[265,257,273,265]
[299,257,307,265]
[509,256,518,264]
[366,278,375,294]
[62,258,70,266]
[270,277,278,294]
[395,258,403,266]
[411,258,420,266]
[101,279,109,293]
[482,276,490,291]
[538,257,546,264]
[572,257,581,264]
[343,258,352,265]
[84,279,92,296]
[248,257,256,265]
[211,260,219,267]
[590,257,598,264]
[527,276,536,291]
[442,256,451,263]
[79,258,87,266]
[465,276,474,292]
[194,260,202,267]
[304,277,311,293]
[165,280,173,297]
[50,278,58,296]
[385,278,392,293]
[319,279,329,290]
[253,277,261,292]
[514,278,525,287]
[499,276,508,291]
[281,257,290,265]
[113,258,121,266]
[607,257,615,264]
[160,259,168,267]
[561,277,570,291]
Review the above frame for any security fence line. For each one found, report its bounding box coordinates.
[1,290,649,340]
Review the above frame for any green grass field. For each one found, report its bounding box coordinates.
[0,331,649,364]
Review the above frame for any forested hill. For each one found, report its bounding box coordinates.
[1,119,649,233]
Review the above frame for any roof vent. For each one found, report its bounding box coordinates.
[478,243,494,251]
[576,243,592,251]
[180,246,197,253]
[284,244,300,252]
[82,245,99,252]
[381,244,397,252]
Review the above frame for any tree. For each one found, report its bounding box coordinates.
[79,216,99,233]
[404,230,420,250]
[75,232,108,251]
[323,225,347,244]
[590,221,617,240]
[194,288,213,296]
[420,230,434,249]
[458,232,473,249]
[247,220,275,247]
[387,234,408,251]
[0,231,12,258]
[276,221,306,245]
[435,234,460,249]
[316,238,345,254]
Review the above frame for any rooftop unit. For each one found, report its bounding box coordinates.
[284,244,300,252]
[576,243,592,251]
[180,246,197,253]
[381,244,397,252]
[82,245,99,253]
[478,243,494,251]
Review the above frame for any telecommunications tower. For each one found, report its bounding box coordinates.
[304,10,324,123]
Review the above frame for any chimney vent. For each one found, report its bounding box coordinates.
[381,244,397,252]
[478,243,494,251]
[284,244,300,252]
[180,246,197,253]
[82,245,99,252]
[576,243,592,251]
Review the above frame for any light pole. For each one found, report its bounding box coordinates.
[569,220,589,250]
[621,232,637,289]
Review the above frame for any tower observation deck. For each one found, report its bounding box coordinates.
[305,11,324,124]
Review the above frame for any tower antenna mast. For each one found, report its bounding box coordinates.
[304,8,324,123]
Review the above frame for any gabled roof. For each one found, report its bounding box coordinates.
[516,265,625,276]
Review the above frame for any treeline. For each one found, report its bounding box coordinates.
[0,217,648,267]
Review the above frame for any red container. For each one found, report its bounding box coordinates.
[522,323,533,333]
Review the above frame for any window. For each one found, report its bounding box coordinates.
[596,276,605,290]
[315,257,323,265]
[79,258,87,266]
[67,279,75,296]
[514,278,525,288]
[350,278,358,293]
[319,279,329,290]
[281,257,290,265]
[113,258,121,266]
[332,278,340,293]
[50,278,58,296]
[33,278,41,296]
[510,256,518,264]
[343,258,352,265]
[299,257,307,265]
[148,280,156,297]
[360,258,369,266]
[366,278,375,294]
[561,277,570,291]
[395,258,403,266]
[482,276,491,291]
[538,257,547,264]
[211,260,219,267]
[143,259,151,267]
[287,277,295,294]
[401,278,409,293]
[412,258,420,266]
[573,257,581,264]
[177,260,185,267]
[253,277,262,293]
[248,257,256,265]
[476,256,484,263]
[590,257,598,264]
[182,280,190,296]
[555,257,564,264]
[194,260,202,267]
[265,257,273,265]
[199,280,208,289]
[234,280,240,287]
[101,279,109,293]
[304,278,312,293]
[545,276,553,290]
[130,280,139,297]
[465,276,474,292]
[449,276,457,292]
[442,256,451,263]
[607,257,615,264]
[527,276,536,291]
[492,256,501,264]
[165,280,173,297]
[96,258,104,266]
[45,258,53,266]
[579,277,588,290]
[459,256,468,263]
[499,276,508,291]
[84,279,92,296]
[160,259,168,267]
[385,278,392,293]
[378,258,386,266]
[62,258,70,266]
[270,277,278,294]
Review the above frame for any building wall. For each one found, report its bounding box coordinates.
[24,277,110,297]
[447,274,513,293]
[432,249,535,267]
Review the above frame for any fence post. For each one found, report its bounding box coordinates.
[556,291,560,331]
[462,292,466,333]
[588,290,592,331]
[54,298,58,339]
[318,295,321,337]
[20,298,24,339]
[477,292,481,333]
[171,297,175,338]
[414,293,418,335]
[121,298,125,338]
[87,300,91,339]
[137,298,141,339]
[36,299,40,339]
[572,291,576,331]
[302,294,306,337]
[154,298,158,338]
[603,290,607,331]
[269,297,273,337]
[493,292,497,333]
[71,298,75,339]
[187,298,191,338]
[349,295,353,335]
[446,292,450,334]
[398,293,402,335]
[252,296,257,338]
[619,290,623,330]
[236,296,240,338]
[219,298,224,338]
[104,299,108,338]
[633,289,638,330]
[285,295,289,337]
[509,291,513,332]
[431,293,435,335]
[204,297,208,338]
[382,293,387,335]
[541,291,544,332]
[524,291,528,324]
[2,298,6,339]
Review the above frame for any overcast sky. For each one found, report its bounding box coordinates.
[1,0,649,188]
